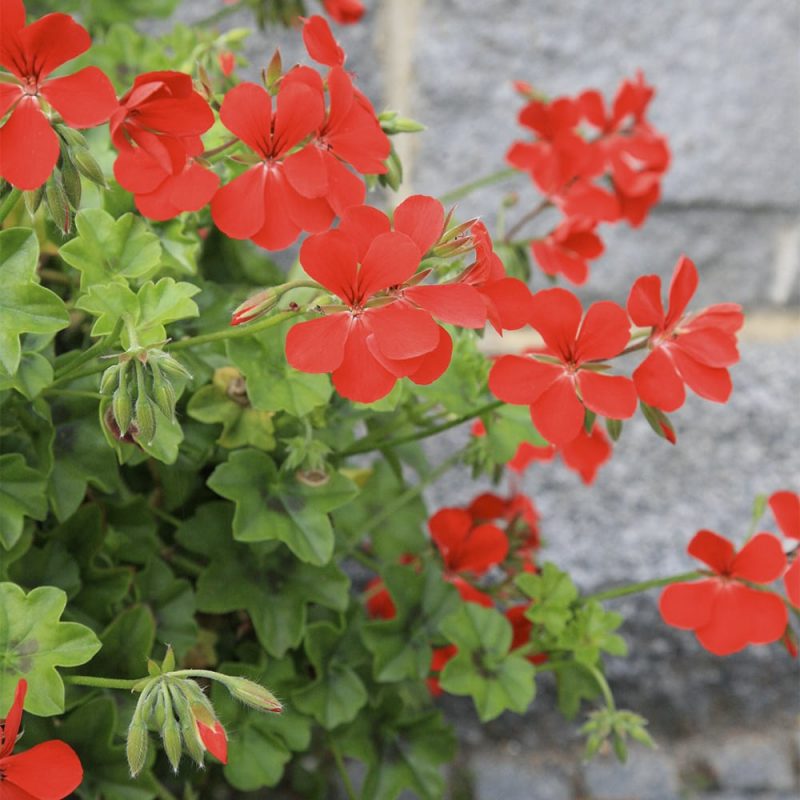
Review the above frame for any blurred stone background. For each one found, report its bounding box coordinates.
[174,1,800,796]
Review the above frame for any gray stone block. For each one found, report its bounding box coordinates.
[703,733,796,792]
[471,751,573,800]
[582,748,681,800]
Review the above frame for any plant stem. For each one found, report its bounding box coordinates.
[582,571,702,603]
[337,399,504,458]
[328,734,358,800]
[503,198,552,243]
[582,663,616,711]
[44,388,105,400]
[53,317,124,384]
[438,167,518,205]
[64,675,143,690]
[200,137,239,160]
[0,187,21,225]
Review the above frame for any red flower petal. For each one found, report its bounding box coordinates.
[219,82,272,158]
[0,679,26,758]
[197,720,228,764]
[687,529,735,574]
[403,284,487,328]
[665,255,698,329]
[284,144,329,198]
[299,229,359,301]
[0,97,59,189]
[285,313,351,373]
[211,165,266,240]
[577,371,637,419]
[332,320,396,402]
[632,347,686,412]
[627,274,665,328]
[1,0,25,33]
[529,288,583,358]
[670,347,733,403]
[129,93,213,137]
[393,195,445,256]
[560,425,612,484]
[730,533,786,584]
[251,169,305,251]
[675,328,739,368]
[163,161,220,213]
[323,152,366,216]
[273,81,325,157]
[450,576,494,607]
[407,326,453,385]
[323,0,365,24]
[114,148,166,194]
[429,508,472,557]
[479,277,534,331]
[785,558,800,607]
[338,205,392,261]
[659,580,717,630]
[41,68,119,127]
[769,490,800,541]
[1,740,83,798]
[365,302,440,360]
[575,300,631,363]
[302,15,345,67]
[451,522,509,574]
[17,12,90,79]
[531,374,585,446]
[358,231,420,299]
[489,355,560,405]
[0,83,21,119]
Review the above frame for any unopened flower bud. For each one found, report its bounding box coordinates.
[159,687,183,773]
[134,393,156,444]
[23,185,44,215]
[112,384,133,435]
[45,174,71,234]
[72,146,107,188]
[264,48,282,91]
[126,718,149,777]
[151,364,177,421]
[221,675,282,713]
[60,151,82,209]
[381,148,403,192]
[100,363,121,396]
[231,287,280,326]
[152,351,192,381]
[169,683,205,767]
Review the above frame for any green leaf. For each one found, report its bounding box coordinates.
[228,323,332,417]
[8,541,81,598]
[59,208,161,289]
[0,228,70,374]
[75,281,138,337]
[555,661,601,719]
[207,449,335,565]
[561,601,627,666]
[516,562,579,636]
[0,351,53,399]
[0,454,48,549]
[88,605,156,679]
[439,604,536,721]
[178,503,349,657]
[485,404,548,463]
[0,582,101,715]
[291,621,368,729]
[158,219,200,275]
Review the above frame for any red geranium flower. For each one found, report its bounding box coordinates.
[196,719,228,764]
[628,256,744,412]
[323,0,365,24]
[579,71,655,136]
[659,530,788,655]
[0,0,117,189]
[364,576,396,620]
[531,217,604,285]
[785,559,800,609]
[427,645,458,696]
[211,79,331,250]
[285,197,486,402]
[489,288,637,445]
[506,604,549,665]
[302,15,346,67]
[0,679,83,799]
[769,490,800,541]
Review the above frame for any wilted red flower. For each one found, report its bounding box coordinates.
[659,530,787,655]
[769,490,800,541]
[196,719,228,764]
[489,288,637,445]
[0,0,117,189]
[285,197,486,402]
[211,80,331,250]
[0,679,83,798]
[323,0,365,24]
[628,256,744,412]
[531,216,604,285]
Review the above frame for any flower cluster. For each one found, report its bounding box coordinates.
[509,73,670,284]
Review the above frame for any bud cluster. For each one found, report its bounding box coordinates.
[100,348,191,445]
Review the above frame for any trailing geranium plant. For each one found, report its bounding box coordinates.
[0,1,797,798]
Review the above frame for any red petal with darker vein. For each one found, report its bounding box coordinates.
[0,82,21,119]
[632,347,686,412]
[211,165,266,240]
[529,288,583,357]
[251,168,305,250]
[575,300,630,363]
[1,740,83,798]
[489,355,560,406]
[284,144,329,198]
[17,12,90,79]
[302,15,346,67]
[1,0,25,33]
[393,195,445,256]
[408,326,453,385]
[403,283,487,328]
[730,533,786,583]
[300,230,359,301]
[671,347,732,403]
[332,320,396,402]
[219,82,272,157]
[531,374,585,445]
[659,580,716,630]
[338,205,391,260]
[665,255,698,328]
[358,231,421,298]
[687,529,735,574]
[366,302,440,360]
[627,274,665,328]
[286,313,351,373]
[674,328,739,368]
[283,177,335,234]
[769,490,800,541]
[0,97,59,189]
[577,371,637,419]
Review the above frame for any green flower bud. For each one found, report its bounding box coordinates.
[220,675,282,713]
[169,683,205,767]
[134,393,156,444]
[150,363,177,421]
[71,146,107,187]
[381,148,403,192]
[112,384,133,436]
[23,186,44,216]
[60,151,82,209]
[56,126,88,149]
[99,364,121,396]
[152,350,192,381]
[45,174,71,234]
[159,686,183,773]
[126,718,149,778]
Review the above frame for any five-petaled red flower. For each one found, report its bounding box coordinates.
[0,679,83,799]
[285,196,486,402]
[110,70,218,220]
[628,256,744,412]
[659,530,787,655]
[531,216,604,286]
[0,0,117,189]
[489,288,637,445]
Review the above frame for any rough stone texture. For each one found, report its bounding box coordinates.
[469,751,573,800]
[701,734,796,793]
[582,749,682,800]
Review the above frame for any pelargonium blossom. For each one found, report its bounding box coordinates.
[659,530,788,655]
[489,288,637,445]
[628,255,744,412]
[0,679,83,799]
[530,216,604,285]
[110,71,218,220]
[0,0,117,189]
